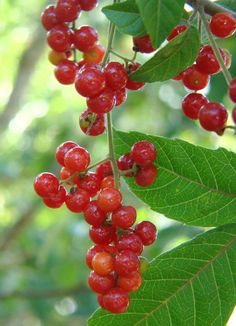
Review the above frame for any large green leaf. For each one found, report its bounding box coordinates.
[130,26,200,82]
[102,0,146,36]
[217,0,236,11]
[113,130,236,227]
[136,0,185,48]
[89,224,236,326]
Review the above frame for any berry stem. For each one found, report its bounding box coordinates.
[198,6,232,86]
[110,50,132,63]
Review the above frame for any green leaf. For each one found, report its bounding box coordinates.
[89,224,236,326]
[136,0,186,48]
[218,0,236,11]
[102,0,146,36]
[130,26,200,82]
[113,129,236,227]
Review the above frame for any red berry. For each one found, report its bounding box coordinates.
[102,288,130,313]
[196,46,227,75]
[135,221,157,246]
[96,161,113,179]
[86,245,109,269]
[75,67,106,98]
[229,77,236,102]
[112,206,136,229]
[232,107,236,124]
[47,24,73,52]
[65,188,90,213]
[87,88,116,114]
[117,233,143,255]
[114,88,127,106]
[56,141,78,166]
[97,294,106,309]
[41,5,60,31]
[126,63,145,90]
[74,26,98,52]
[34,172,59,197]
[43,185,67,208]
[54,60,77,84]
[83,44,105,64]
[118,271,142,292]
[172,71,185,81]
[56,0,81,23]
[97,188,122,212]
[199,102,228,132]
[89,225,116,245]
[115,250,140,276]
[131,140,157,166]
[92,252,114,276]
[104,62,128,90]
[224,48,232,69]
[88,271,115,294]
[117,153,134,177]
[101,176,116,189]
[75,172,101,197]
[60,166,73,184]
[135,164,157,187]
[78,0,98,11]
[182,64,210,91]
[167,25,187,41]
[64,146,90,172]
[210,12,236,38]
[48,50,68,66]
[79,109,105,136]
[84,200,107,226]
[133,35,156,53]
[182,93,209,120]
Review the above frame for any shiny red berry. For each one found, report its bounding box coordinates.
[135,164,157,187]
[102,288,130,313]
[115,250,140,276]
[83,44,105,64]
[47,24,73,52]
[112,206,136,229]
[167,25,187,41]
[196,46,227,75]
[79,109,105,136]
[87,88,116,114]
[96,161,113,179]
[199,102,228,132]
[117,153,134,177]
[56,0,81,23]
[75,172,101,197]
[64,146,90,172]
[34,172,59,197]
[135,221,157,246]
[75,67,106,98]
[97,188,122,212]
[56,141,78,166]
[54,60,77,84]
[104,62,128,90]
[65,189,90,213]
[118,271,142,292]
[131,140,157,166]
[43,185,67,208]
[88,271,115,294]
[86,245,108,269]
[182,64,210,91]
[117,233,143,255]
[210,12,236,38]
[133,34,156,53]
[84,200,107,226]
[101,176,116,189]
[89,225,116,245]
[114,88,127,106]
[126,63,145,90]
[182,93,209,120]
[41,5,60,31]
[74,26,98,52]
[229,77,236,102]
[78,0,98,11]
[232,107,236,124]
[48,50,68,66]
[92,251,114,276]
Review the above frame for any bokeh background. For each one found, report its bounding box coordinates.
[0,0,236,325]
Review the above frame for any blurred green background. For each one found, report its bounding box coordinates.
[0,0,236,325]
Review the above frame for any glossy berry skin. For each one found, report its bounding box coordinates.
[117,233,143,255]
[112,206,136,229]
[196,46,226,75]
[101,176,115,189]
[48,50,68,66]
[97,188,122,213]
[199,102,228,132]
[114,88,127,106]
[118,271,142,292]
[182,93,209,120]
[64,146,90,172]
[65,189,90,213]
[83,44,105,64]
[229,77,236,102]
[115,250,140,276]
[43,185,67,208]
[76,173,101,197]
[56,141,78,166]
[74,26,98,52]
[84,200,107,226]
[89,225,116,245]
[88,271,115,294]
[54,60,77,84]
[60,167,73,184]
[102,288,130,314]
[56,0,81,23]
[167,25,187,41]
[182,64,210,91]
[104,62,128,90]
[126,63,145,91]
[96,161,113,179]
[92,252,114,276]
[75,67,106,98]
[78,0,98,11]
[133,34,156,53]
[47,25,73,53]
[232,107,236,124]
[172,71,185,81]
[131,141,157,166]
[41,5,60,31]
[135,164,157,187]
[209,13,236,38]
[79,109,105,136]
[34,172,59,197]
[224,48,232,69]
[86,245,111,269]
[117,153,134,177]
[135,221,157,246]
[87,88,116,114]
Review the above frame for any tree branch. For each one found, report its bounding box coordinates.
[187,0,236,18]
